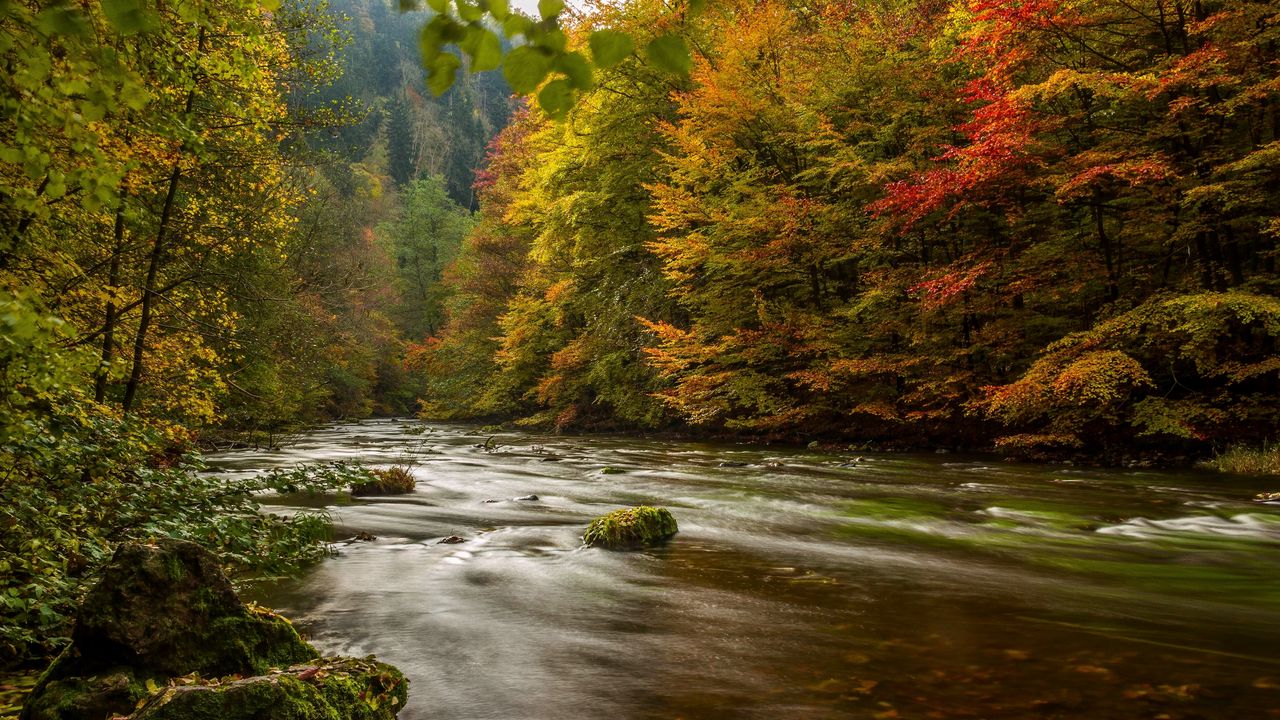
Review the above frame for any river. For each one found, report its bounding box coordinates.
[205,419,1280,719]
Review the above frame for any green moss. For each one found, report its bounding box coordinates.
[583,507,678,549]
[131,659,406,720]
[201,612,318,676]
[18,669,155,720]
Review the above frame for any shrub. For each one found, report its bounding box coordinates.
[351,466,416,496]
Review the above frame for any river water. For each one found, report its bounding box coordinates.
[206,419,1280,719]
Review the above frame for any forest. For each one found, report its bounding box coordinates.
[3,0,1280,684]
[419,0,1280,467]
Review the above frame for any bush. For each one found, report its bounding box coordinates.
[350,466,416,496]
[1206,444,1280,476]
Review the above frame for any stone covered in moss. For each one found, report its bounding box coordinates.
[18,667,152,720]
[21,540,319,720]
[351,467,415,496]
[130,658,407,720]
[582,507,679,549]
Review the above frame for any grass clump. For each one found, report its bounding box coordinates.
[1205,444,1280,476]
[582,507,678,550]
[351,466,415,496]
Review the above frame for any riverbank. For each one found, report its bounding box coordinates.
[437,415,1278,474]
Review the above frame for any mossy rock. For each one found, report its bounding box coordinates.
[351,467,415,496]
[583,507,678,550]
[130,658,407,720]
[21,541,319,720]
[18,667,154,720]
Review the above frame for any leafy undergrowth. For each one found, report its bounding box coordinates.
[0,461,371,666]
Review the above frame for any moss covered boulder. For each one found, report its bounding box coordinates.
[131,658,406,720]
[583,507,679,549]
[20,540,406,720]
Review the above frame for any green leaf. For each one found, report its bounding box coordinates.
[503,46,551,95]
[427,52,461,95]
[426,0,448,12]
[36,5,90,36]
[457,1,482,22]
[645,34,691,76]
[261,0,282,10]
[464,28,503,72]
[588,29,633,69]
[482,0,509,20]
[503,13,533,38]
[534,27,566,54]
[398,0,416,11]
[554,51,594,91]
[100,0,157,34]
[537,0,564,21]
[537,78,574,120]
[420,16,464,60]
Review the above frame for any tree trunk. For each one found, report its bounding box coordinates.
[121,28,204,414]
[94,207,127,403]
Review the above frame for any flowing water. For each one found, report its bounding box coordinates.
[206,419,1280,719]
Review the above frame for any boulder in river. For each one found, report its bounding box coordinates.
[20,539,406,720]
[582,507,678,550]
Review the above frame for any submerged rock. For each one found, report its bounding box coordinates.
[582,507,678,550]
[513,494,539,502]
[21,540,406,720]
[437,536,467,544]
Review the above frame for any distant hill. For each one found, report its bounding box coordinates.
[305,0,513,207]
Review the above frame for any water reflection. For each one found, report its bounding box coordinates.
[208,419,1280,719]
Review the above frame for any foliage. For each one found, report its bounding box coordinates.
[0,435,369,664]
[0,0,451,668]
[419,0,1280,460]
[409,0,701,118]
[375,176,476,339]
[1206,444,1280,477]
[416,0,685,429]
[351,466,417,496]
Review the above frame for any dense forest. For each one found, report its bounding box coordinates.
[0,0,497,664]
[418,0,1280,466]
[3,0,1280,675]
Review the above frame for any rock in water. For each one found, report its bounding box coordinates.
[582,507,679,550]
[21,539,406,720]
